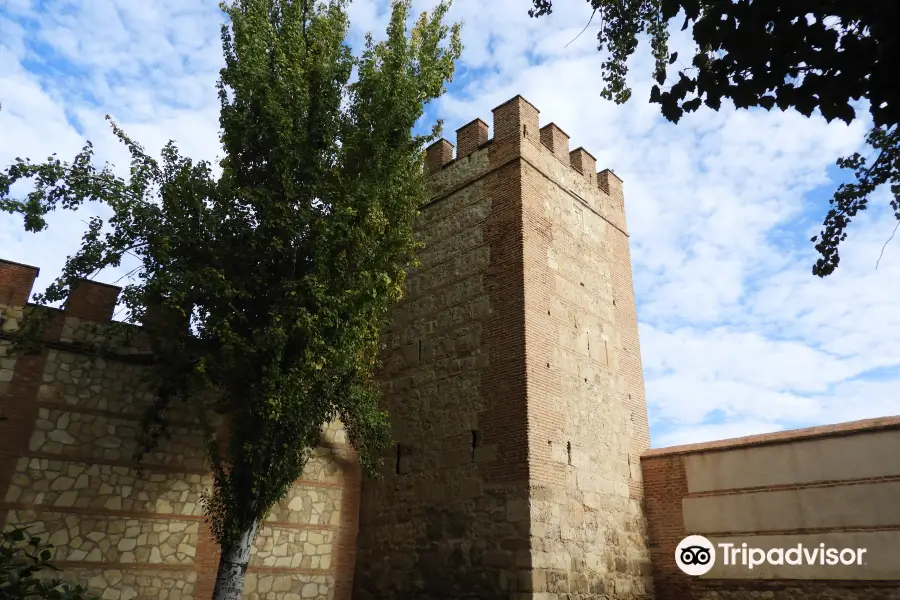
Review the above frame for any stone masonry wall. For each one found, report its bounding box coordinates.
[353,118,535,599]
[0,259,361,600]
[519,113,653,599]
[353,96,653,599]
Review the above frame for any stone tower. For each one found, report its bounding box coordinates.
[352,95,653,599]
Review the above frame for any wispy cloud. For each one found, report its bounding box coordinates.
[1,0,897,448]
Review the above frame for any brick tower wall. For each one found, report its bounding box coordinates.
[353,109,534,599]
[353,96,653,600]
[0,260,360,600]
[516,102,653,598]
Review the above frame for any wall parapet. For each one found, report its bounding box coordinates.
[0,258,125,322]
[642,415,900,459]
[423,95,624,199]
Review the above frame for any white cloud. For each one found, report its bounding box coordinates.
[1,0,898,448]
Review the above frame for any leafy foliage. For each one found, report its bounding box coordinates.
[813,125,900,275]
[0,0,461,591]
[0,520,97,600]
[529,0,900,276]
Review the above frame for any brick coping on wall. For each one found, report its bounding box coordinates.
[642,415,900,458]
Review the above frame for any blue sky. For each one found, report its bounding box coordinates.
[2,0,898,448]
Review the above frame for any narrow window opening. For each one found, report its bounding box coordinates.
[395,444,401,475]
[566,441,572,465]
[471,430,478,462]
[418,340,422,360]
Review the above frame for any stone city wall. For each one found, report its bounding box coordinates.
[0,259,361,600]
[4,94,659,600]
[641,417,900,600]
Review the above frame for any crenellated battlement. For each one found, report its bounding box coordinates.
[0,258,121,323]
[424,94,628,234]
[0,258,151,347]
[0,259,40,308]
[0,260,196,356]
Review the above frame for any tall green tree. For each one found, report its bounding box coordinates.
[529,0,899,276]
[0,0,461,597]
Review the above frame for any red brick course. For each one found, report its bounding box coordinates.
[538,123,570,165]
[456,118,489,159]
[332,453,361,600]
[0,349,48,528]
[1,260,48,528]
[641,454,693,600]
[65,280,121,322]
[192,519,222,600]
[425,139,454,174]
[0,259,39,305]
[520,155,566,492]
[478,97,532,486]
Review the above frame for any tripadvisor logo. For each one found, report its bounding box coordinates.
[676,535,716,576]
[675,535,869,576]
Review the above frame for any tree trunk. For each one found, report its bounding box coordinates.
[212,518,259,600]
